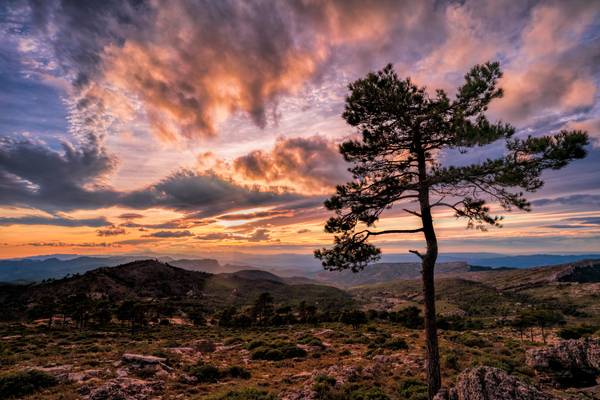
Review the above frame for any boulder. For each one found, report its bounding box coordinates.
[193,339,216,353]
[526,338,600,387]
[435,367,556,400]
[121,353,166,365]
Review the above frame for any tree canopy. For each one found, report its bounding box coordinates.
[315,62,588,271]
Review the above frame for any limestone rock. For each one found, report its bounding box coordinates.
[526,338,600,387]
[121,353,166,365]
[436,367,556,400]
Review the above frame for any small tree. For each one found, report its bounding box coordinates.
[340,309,367,330]
[252,292,275,325]
[315,62,588,398]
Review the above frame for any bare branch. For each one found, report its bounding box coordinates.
[409,249,424,259]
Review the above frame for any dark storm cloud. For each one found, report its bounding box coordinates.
[0,135,304,218]
[0,134,118,211]
[0,215,109,227]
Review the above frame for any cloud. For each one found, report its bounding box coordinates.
[564,217,600,226]
[0,215,109,227]
[96,226,126,236]
[247,228,270,242]
[233,135,350,194]
[145,230,193,238]
[0,135,303,217]
[491,1,600,124]
[195,228,272,242]
[217,210,291,221]
[26,241,119,248]
[565,117,600,147]
[0,134,117,211]
[23,0,446,141]
[117,213,144,219]
[532,194,600,207]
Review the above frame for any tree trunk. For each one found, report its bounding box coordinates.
[541,325,546,344]
[418,149,441,400]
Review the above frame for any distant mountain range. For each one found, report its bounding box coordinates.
[2,252,600,284]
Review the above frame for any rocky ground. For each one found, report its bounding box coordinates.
[1,323,599,399]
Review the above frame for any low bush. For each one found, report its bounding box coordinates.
[0,370,58,398]
[211,388,276,400]
[557,325,598,340]
[225,365,251,379]
[189,363,252,382]
[251,341,307,361]
[384,338,408,350]
[189,363,221,383]
[397,378,428,400]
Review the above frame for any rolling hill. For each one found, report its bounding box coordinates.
[314,261,471,287]
[0,260,353,312]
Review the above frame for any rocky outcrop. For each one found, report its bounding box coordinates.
[434,367,556,400]
[526,338,600,387]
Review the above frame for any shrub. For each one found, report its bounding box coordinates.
[0,370,58,398]
[251,341,307,361]
[225,366,251,379]
[246,340,265,350]
[298,335,324,348]
[384,338,408,350]
[450,332,491,348]
[315,374,336,386]
[212,388,276,400]
[397,378,428,400]
[189,363,222,383]
[557,325,598,340]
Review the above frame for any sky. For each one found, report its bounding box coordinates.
[0,0,599,259]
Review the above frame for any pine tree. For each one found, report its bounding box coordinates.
[315,61,588,399]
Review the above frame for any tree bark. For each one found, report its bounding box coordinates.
[418,149,441,400]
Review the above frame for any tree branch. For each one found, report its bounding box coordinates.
[409,249,424,259]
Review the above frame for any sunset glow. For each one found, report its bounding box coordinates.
[1,0,599,259]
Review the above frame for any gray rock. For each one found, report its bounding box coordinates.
[121,353,166,365]
[526,338,600,387]
[436,367,556,400]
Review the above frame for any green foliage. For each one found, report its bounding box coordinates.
[250,341,307,361]
[397,378,428,400]
[298,335,324,348]
[340,310,367,329]
[557,325,598,340]
[225,365,251,379]
[0,370,58,398]
[383,337,409,350]
[313,380,390,400]
[449,332,491,348]
[211,388,276,400]
[189,363,222,383]
[315,61,588,272]
[188,362,251,383]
